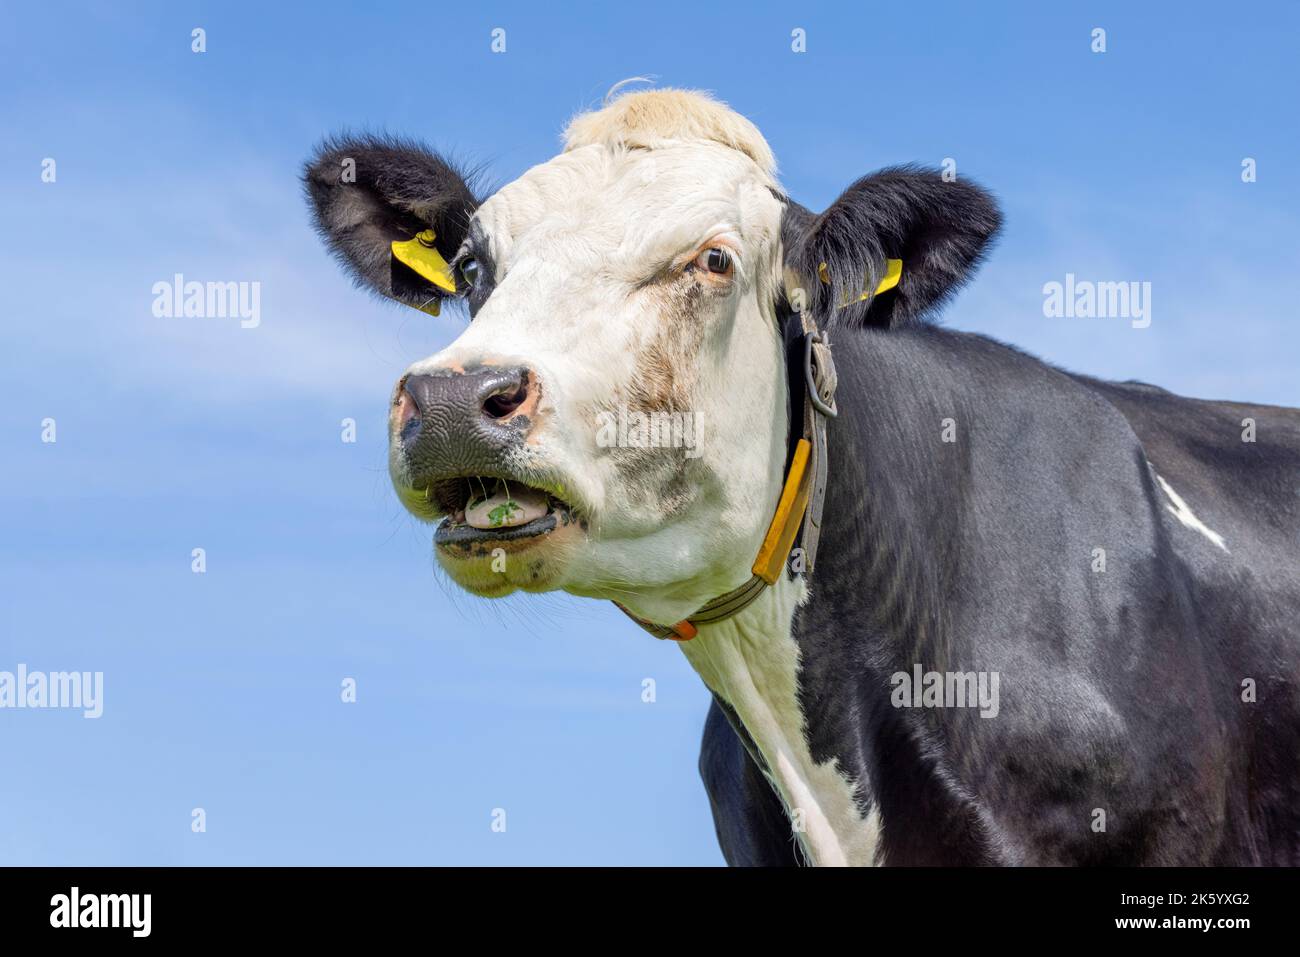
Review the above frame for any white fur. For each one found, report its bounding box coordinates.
[400,91,884,860]
[1155,473,1229,553]
[563,88,778,176]
[405,97,791,623]
[680,576,883,866]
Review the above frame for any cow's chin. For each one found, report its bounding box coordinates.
[433,508,585,597]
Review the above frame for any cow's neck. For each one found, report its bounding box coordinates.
[677,573,882,866]
[677,328,963,866]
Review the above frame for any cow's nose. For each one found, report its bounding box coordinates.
[403,365,531,422]
[393,366,536,477]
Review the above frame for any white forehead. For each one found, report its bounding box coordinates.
[474,145,779,280]
[469,89,784,283]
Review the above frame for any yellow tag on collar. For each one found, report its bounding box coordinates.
[391,229,457,294]
[752,438,813,585]
[817,258,903,304]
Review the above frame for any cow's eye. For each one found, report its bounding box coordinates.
[694,247,733,276]
[459,258,480,287]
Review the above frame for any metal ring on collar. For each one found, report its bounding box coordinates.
[804,332,838,418]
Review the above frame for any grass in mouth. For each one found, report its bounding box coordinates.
[487,501,521,527]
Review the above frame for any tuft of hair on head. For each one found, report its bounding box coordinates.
[563,83,777,177]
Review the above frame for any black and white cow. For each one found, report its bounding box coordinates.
[304,89,1300,866]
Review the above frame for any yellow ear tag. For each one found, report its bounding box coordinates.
[872,258,904,296]
[817,258,904,305]
[391,229,457,294]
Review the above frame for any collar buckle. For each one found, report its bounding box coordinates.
[804,330,839,419]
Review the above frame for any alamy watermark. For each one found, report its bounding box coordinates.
[0,665,103,718]
[152,273,261,329]
[1042,273,1151,329]
[50,887,150,937]
[595,406,703,459]
[890,665,1000,718]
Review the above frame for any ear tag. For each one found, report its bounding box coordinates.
[391,228,457,294]
[817,258,904,305]
[872,258,903,296]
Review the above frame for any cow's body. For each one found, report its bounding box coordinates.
[304,87,1299,866]
[701,324,1300,865]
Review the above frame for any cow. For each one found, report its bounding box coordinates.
[304,87,1300,866]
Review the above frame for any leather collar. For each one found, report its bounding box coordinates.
[615,300,839,641]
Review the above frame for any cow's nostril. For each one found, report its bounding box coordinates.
[482,381,528,419]
[397,367,533,454]
[394,386,420,431]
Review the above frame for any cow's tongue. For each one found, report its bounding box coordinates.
[465,484,549,530]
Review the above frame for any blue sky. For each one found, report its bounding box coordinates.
[1,1,1295,865]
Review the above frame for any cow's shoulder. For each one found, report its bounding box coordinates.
[1072,374,1300,539]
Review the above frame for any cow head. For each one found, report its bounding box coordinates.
[304,89,1000,625]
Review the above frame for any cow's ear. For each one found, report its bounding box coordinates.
[781,165,1001,329]
[303,133,481,315]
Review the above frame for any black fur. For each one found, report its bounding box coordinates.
[300,132,1297,865]
[699,697,802,866]
[455,221,499,319]
[302,133,483,312]
[782,165,1002,329]
[702,164,1299,866]
[705,325,1300,865]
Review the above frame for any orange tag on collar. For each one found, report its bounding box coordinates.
[667,620,698,641]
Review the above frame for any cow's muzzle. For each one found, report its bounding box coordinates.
[389,365,578,551]
[394,365,535,473]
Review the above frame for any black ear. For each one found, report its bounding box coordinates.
[782,165,1002,329]
[302,133,481,312]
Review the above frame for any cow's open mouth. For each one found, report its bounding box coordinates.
[428,476,576,548]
